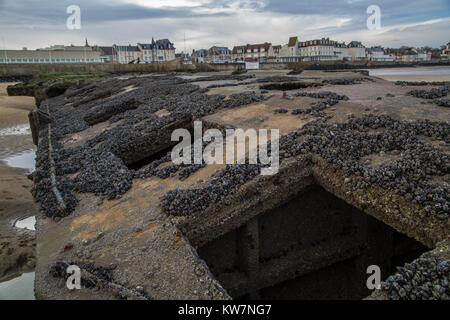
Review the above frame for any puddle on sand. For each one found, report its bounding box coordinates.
[2,150,36,173]
[0,272,35,300]
[15,216,36,231]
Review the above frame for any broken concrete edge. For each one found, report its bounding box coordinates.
[47,119,68,214]
[176,153,446,250]
[34,219,232,300]
[172,154,448,299]
[366,238,450,300]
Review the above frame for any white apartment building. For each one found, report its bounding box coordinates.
[279,36,368,62]
[334,43,351,60]
[347,41,367,61]
[232,43,273,62]
[298,38,340,61]
[113,45,141,64]
[367,47,394,62]
[113,39,175,64]
[137,39,176,64]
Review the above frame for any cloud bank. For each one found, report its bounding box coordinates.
[0,0,448,50]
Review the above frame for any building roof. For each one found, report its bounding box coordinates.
[114,45,139,52]
[368,46,384,53]
[193,49,208,57]
[209,46,231,55]
[138,39,175,50]
[348,41,364,48]
[246,43,272,51]
[98,46,114,56]
[299,38,337,47]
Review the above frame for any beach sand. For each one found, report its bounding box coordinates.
[0,83,37,280]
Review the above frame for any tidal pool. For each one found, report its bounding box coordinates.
[0,272,35,300]
[2,150,36,173]
[15,216,36,231]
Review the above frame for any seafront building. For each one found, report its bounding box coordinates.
[277,37,368,62]
[0,42,103,64]
[0,36,445,65]
[113,45,141,64]
[231,43,274,62]
[114,39,176,64]
[0,38,176,64]
[137,39,176,64]
[192,46,232,63]
[442,43,450,60]
[367,47,394,62]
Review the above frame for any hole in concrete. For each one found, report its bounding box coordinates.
[197,185,428,300]
[259,82,322,91]
[126,144,175,171]
[113,118,194,170]
[84,98,141,126]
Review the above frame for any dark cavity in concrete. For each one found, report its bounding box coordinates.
[113,118,194,169]
[259,82,322,91]
[126,144,176,171]
[197,185,428,299]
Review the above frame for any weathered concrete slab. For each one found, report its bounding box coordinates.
[32,71,449,299]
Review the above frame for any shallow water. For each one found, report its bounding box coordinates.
[2,150,36,172]
[15,216,36,231]
[0,124,31,136]
[0,272,35,300]
[369,66,450,77]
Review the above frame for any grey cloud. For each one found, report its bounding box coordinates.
[0,0,231,26]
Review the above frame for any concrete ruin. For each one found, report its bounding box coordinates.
[29,70,449,300]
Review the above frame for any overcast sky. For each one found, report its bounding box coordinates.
[0,0,449,51]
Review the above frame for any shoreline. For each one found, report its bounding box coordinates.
[0,82,38,287]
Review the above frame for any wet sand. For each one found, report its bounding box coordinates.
[0,82,37,284]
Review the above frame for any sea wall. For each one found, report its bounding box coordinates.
[1,60,449,77]
[0,59,196,76]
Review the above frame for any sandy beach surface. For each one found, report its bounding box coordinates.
[0,83,37,286]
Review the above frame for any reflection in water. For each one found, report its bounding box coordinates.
[0,272,35,300]
[15,216,36,231]
[2,150,36,173]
